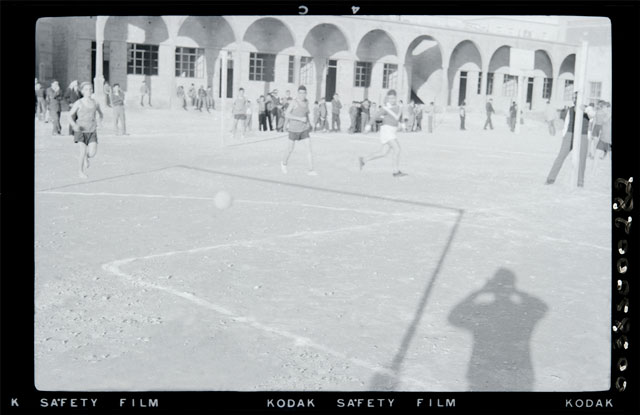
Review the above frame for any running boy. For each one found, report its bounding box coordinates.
[69,82,104,178]
[281,85,316,176]
[358,89,407,177]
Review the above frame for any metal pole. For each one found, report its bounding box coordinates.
[570,40,589,187]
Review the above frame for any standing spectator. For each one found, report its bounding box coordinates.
[545,94,591,187]
[595,101,612,159]
[103,81,112,107]
[545,100,557,135]
[231,87,247,138]
[246,99,253,131]
[459,101,466,131]
[405,100,416,132]
[266,97,274,130]
[140,80,151,107]
[361,99,371,133]
[268,90,280,130]
[426,102,435,133]
[206,86,215,111]
[414,104,423,131]
[197,85,206,112]
[331,93,342,132]
[110,83,128,135]
[277,98,288,132]
[35,82,47,121]
[509,101,517,132]
[65,80,81,135]
[258,95,268,131]
[176,86,187,110]
[312,101,320,132]
[348,101,359,133]
[318,97,328,132]
[484,98,495,130]
[187,84,196,108]
[46,80,63,135]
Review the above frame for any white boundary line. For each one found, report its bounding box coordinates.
[38,190,608,251]
[102,217,432,390]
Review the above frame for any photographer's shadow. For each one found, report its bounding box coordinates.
[448,268,548,391]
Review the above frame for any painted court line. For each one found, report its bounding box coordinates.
[37,190,456,222]
[102,218,432,390]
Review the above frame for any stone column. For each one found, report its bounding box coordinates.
[93,16,108,105]
[440,66,449,108]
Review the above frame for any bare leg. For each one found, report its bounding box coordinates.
[78,143,88,178]
[282,139,295,166]
[305,138,314,172]
[362,144,391,165]
[388,139,401,172]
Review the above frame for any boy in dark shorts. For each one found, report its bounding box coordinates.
[231,87,247,138]
[281,85,316,176]
[69,82,104,178]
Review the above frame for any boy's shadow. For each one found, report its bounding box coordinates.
[448,268,548,391]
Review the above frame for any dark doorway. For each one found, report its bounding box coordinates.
[91,41,110,83]
[458,71,467,105]
[526,77,534,110]
[219,58,234,99]
[410,90,424,104]
[325,59,337,100]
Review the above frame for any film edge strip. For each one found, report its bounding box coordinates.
[613,176,633,392]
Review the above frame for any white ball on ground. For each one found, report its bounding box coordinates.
[214,190,233,210]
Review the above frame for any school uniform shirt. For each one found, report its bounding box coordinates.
[331,98,342,114]
[319,103,327,117]
[140,84,150,94]
[374,105,400,127]
[258,101,267,114]
[46,88,62,111]
[74,99,99,133]
[233,97,247,115]
[459,107,466,117]
[486,102,495,115]
[287,99,310,133]
[111,91,125,106]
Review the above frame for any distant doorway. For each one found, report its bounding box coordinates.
[526,77,534,109]
[458,71,468,105]
[325,60,337,99]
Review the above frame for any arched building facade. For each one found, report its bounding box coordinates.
[36,15,587,111]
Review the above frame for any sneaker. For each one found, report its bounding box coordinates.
[393,171,408,177]
[358,157,365,171]
[307,170,318,176]
[280,162,288,174]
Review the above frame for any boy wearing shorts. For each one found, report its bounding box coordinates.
[358,89,407,177]
[69,82,104,178]
[281,85,316,176]
[231,87,247,138]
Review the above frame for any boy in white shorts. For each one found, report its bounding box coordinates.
[358,89,407,177]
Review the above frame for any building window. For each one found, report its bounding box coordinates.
[354,61,372,88]
[249,52,275,82]
[563,79,574,101]
[175,47,205,78]
[477,72,483,94]
[288,55,295,83]
[486,72,494,95]
[383,63,398,89]
[127,43,159,76]
[589,81,602,105]
[299,57,314,85]
[502,74,518,97]
[542,78,553,100]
